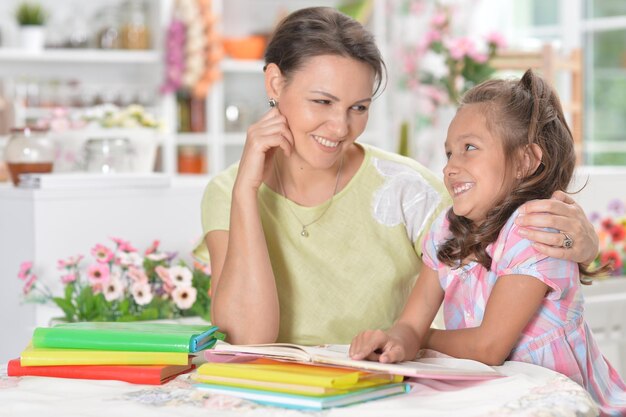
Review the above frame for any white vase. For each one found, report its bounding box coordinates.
[19,25,45,51]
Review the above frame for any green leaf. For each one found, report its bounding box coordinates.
[64,283,75,301]
[52,297,76,322]
[138,308,160,321]
[119,298,130,315]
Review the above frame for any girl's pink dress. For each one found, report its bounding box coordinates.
[422,209,626,416]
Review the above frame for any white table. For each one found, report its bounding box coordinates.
[0,360,598,417]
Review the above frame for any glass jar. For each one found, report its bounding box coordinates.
[4,127,54,186]
[177,146,205,174]
[120,0,150,50]
[94,5,121,49]
[84,138,133,173]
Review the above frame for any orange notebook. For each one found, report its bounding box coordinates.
[7,359,194,385]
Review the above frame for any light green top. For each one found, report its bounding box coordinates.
[194,144,450,344]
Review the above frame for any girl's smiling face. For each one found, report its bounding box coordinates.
[443,104,519,223]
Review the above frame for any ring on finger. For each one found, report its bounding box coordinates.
[562,232,573,249]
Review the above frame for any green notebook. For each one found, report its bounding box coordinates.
[32,322,224,353]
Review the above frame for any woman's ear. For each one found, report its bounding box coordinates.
[264,63,284,100]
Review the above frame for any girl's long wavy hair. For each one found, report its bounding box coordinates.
[437,69,600,279]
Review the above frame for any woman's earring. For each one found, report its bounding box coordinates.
[268,98,277,108]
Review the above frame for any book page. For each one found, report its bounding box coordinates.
[212,341,313,362]
[302,345,501,380]
[211,342,501,380]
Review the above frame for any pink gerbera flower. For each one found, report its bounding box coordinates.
[127,266,149,284]
[61,273,77,284]
[87,263,110,285]
[155,265,175,293]
[18,261,33,280]
[91,244,114,263]
[485,31,507,49]
[110,236,130,248]
[144,240,160,255]
[57,255,84,270]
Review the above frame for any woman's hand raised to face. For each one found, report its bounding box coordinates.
[235,107,295,192]
[516,190,599,265]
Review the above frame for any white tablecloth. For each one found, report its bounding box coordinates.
[0,361,598,417]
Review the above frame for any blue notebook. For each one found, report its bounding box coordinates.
[194,382,409,410]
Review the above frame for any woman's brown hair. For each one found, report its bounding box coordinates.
[437,69,602,279]
[264,6,386,97]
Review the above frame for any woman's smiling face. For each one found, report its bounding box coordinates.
[274,54,375,169]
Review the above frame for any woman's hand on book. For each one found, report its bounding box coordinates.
[349,329,408,363]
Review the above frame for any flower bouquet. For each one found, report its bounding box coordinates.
[393,2,506,169]
[590,199,626,277]
[18,238,211,322]
[399,3,507,121]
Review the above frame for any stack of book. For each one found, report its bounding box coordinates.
[8,322,224,385]
[191,341,503,410]
[192,358,409,410]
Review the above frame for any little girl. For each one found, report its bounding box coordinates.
[350,69,626,416]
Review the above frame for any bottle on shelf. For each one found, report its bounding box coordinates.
[177,145,206,174]
[120,0,151,50]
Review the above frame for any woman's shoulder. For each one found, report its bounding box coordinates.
[362,144,446,189]
[364,144,433,170]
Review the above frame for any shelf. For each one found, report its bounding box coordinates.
[221,59,265,73]
[175,133,210,146]
[173,132,245,146]
[224,133,247,145]
[0,48,161,65]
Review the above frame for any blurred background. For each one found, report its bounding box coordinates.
[0,0,623,181]
[0,0,625,373]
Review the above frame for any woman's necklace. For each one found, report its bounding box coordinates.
[273,156,344,238]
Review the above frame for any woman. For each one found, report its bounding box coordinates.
[194,7,598,345]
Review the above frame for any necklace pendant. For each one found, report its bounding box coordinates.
[300,226,309,237]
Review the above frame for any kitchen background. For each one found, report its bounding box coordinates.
[0,0,625,377]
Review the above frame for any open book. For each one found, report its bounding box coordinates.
[208,341,502,380]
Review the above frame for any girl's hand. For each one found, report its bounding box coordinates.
[516,190,599,265]
[235,107,295,192]
[349,329,408,363]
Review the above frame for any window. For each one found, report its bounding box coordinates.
[583,1,626,164]
[504,0,626,165]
